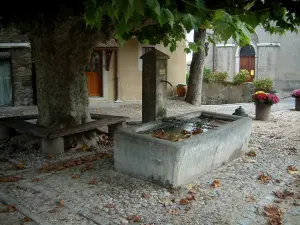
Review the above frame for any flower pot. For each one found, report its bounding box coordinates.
[295,98,300,111]
[255,104,271,121]
[177,85,187,97]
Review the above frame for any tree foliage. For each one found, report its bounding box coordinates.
[84,0,300,52]
[1,1,300,53]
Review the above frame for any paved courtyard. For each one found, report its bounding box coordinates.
[0,98,299,224]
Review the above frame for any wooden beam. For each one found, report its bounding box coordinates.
[0,120,50,138]
[48,118,126,139]
[0,114,38,121]
[90,113,129,120]
[114,49,120,102]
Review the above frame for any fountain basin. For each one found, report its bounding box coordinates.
[114,111,252,187]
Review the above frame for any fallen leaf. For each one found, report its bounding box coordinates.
[186,194,196,201]
[0,175,22,183]
[81,145,88,152]
[104,203,116,208]
[152,130,166,139]
[211,180,221,188]
[188,189,197,195]
[167,188,176,194]
[24,217,31,222]
[246,195,256,202]
[141,193,150,199]
[166,208,181,215]
[89,178,97,185]
[31,178,41,182]
[246,150,257,157]
[126,215,141,222]
[287,165,299,174]
[273,191,294,199]
[72,174,80,179]
[47,154,53,159]
[58,199,65,206]
[13,164,25,170]
[264,205,284,225]
[179,199,189,205]
[258,173,271,184]
[7,204,16,212]
[192,128,202,135]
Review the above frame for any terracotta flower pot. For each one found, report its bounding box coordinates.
[295,97,300,111]
[255,104,271,121]
[176,84,187,97]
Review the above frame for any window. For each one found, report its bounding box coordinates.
[0,53,12,106]
[142,47,155,55]
[240,45,255,57]
[85,51,102,73]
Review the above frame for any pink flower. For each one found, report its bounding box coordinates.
[267,94,280,104]
[292,89,300,98]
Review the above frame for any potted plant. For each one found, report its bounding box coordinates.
[291,89,300,111]
[176,84,187,97]
[252,91,280,121]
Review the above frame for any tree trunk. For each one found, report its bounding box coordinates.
[185,28,206,106]
[29,17,108,147]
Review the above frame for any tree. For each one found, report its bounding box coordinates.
[185,0,300,105]
[1,0,299,146]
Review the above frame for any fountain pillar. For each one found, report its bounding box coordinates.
[140,48,170,123]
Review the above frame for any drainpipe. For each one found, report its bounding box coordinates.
[212,34,216,71]
[114,49,122,103]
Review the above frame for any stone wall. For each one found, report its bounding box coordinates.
[0,28,34,106]
[11,48,34,106]
[201,82,254,105]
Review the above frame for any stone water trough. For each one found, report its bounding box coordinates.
[114,111,252,187]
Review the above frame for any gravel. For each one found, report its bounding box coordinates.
[0,102,299,224]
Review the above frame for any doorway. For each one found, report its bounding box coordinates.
[0,54,12,106]
[239,45,255,81]
[85,51,103,97]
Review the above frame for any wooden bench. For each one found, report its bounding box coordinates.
[0,114,128,154]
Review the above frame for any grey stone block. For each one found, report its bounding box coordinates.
[41,137,64,155]
[114,111,252,187]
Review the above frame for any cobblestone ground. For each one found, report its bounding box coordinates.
[0,102,299,224]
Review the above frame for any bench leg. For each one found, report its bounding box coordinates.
[42,137,64,155]
[0,124,15,140]
[108,122,126,137]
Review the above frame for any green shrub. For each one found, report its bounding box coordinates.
[203,68,213,83]
[233,69,250,85]
[211,71,228,82]
[253,78,273,91]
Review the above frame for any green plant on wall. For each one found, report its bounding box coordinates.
[253,78,273,91]
[203,68,213,83]
[203,70,228,83]
[212,71,228,82]
[233,69,250,85]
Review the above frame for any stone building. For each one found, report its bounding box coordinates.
[205,26,300,91]
[0,28,35,106]
[0,28,186,107]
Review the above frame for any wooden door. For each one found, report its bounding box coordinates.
[240,56,255,82]
[85,51,103,97]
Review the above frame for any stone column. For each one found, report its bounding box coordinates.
[140,49,170,123]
